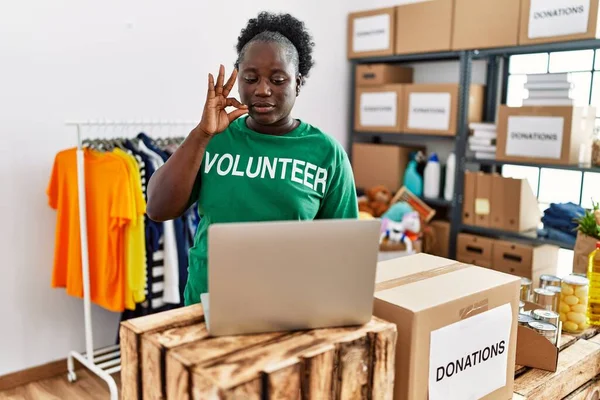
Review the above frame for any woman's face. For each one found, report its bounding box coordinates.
[237,41,300,126]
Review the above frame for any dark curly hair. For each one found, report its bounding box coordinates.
[235,12,315,85]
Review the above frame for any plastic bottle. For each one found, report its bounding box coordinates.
[444,152,456,201]
[423,153,441,199]
[403,159,423,197]
[586,242,600,326]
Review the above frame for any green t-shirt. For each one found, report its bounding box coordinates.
[184,116,359,305]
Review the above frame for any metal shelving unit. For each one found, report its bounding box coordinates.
[420,196,453,208]
[466,158,600,174]
[348,38,600,258]
[461,224,575,251]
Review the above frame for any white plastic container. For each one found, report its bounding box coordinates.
[444,152,456,201]
[423,153,441,199]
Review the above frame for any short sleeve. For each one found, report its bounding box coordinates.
[47,153,60,209]
[316,147,359,220]
[110,160,135,227]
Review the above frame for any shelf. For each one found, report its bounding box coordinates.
[351,51,462,64]
[466,158,600,174]
[473,38,600,58]
[460,224,575,250]
[354,131,456,145]
[420,196,452,208]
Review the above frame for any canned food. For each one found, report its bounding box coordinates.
[539,274,561,289]
[560,274,590,334]
[533,288,556,311]
[545,285,561,313]
[528,320,558,343]
[533,309,560,326]
[521,277,532,302]
[518,313,535,327]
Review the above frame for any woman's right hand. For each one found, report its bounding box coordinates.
[195,65,248,137]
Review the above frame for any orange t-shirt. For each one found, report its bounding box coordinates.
[47,147,134,312]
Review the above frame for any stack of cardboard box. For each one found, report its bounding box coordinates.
[354,65,484,135]
[348,2,598,164]
[348,0,600,57]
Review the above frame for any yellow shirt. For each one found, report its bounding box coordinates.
[113,148,147,309]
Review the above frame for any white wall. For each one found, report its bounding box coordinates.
[0,0,351,375]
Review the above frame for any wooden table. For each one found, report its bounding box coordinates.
[513,327,600,399]
[120,304,397,399]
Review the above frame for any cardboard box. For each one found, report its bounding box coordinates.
[355,64,413,87]
[374,253,520,400]
[474,172,492,227]
[492,240,559,288]
[462,171,477,225]
[402,84,484,135]
[351,143,422,192]
[428,220,450,258]
[493,176,540,233]
[516,300,560,372]
[452,0,521,50]
[489,174,506,230]
[355,84,405,132]
[456,233,495,269]
[496,105,596,166]
[348,7,396,59]
[519,0,600,45]
[395,0,453,55]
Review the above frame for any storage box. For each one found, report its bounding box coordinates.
[452,0,521,50]
[402,84,484,135]
[491,176,540,233]
[355,84,405,132]
[348,7,396,59]
[428,220,450,258]
[519,0,600,45]
[374,253,519,400]
[462,170,477,225]
[496,105,595,166]
[492,240,559,288]
[474,172,493,227]
[121,304,397,399]
[351,143,422,192]
[395,0,454,55]
[456,233,495,269]
[355,64,413,87]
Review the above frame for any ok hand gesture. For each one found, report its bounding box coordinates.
[196,65,248,137]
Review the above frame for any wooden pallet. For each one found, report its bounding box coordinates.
[120,304,397,399]
[513,327,600,399]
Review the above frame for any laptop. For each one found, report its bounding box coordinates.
[200,218,382,337]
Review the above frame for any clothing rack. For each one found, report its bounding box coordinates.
[64,119,197,399]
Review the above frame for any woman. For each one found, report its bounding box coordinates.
[147,12,358,306]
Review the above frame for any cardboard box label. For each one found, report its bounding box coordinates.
[506,116,564,159]
[475,199,490,215]
[429,303,512,400]
[359,92,397,127]
[407,93,451,131]
[528,0,590,39]
[353,14,391,53]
